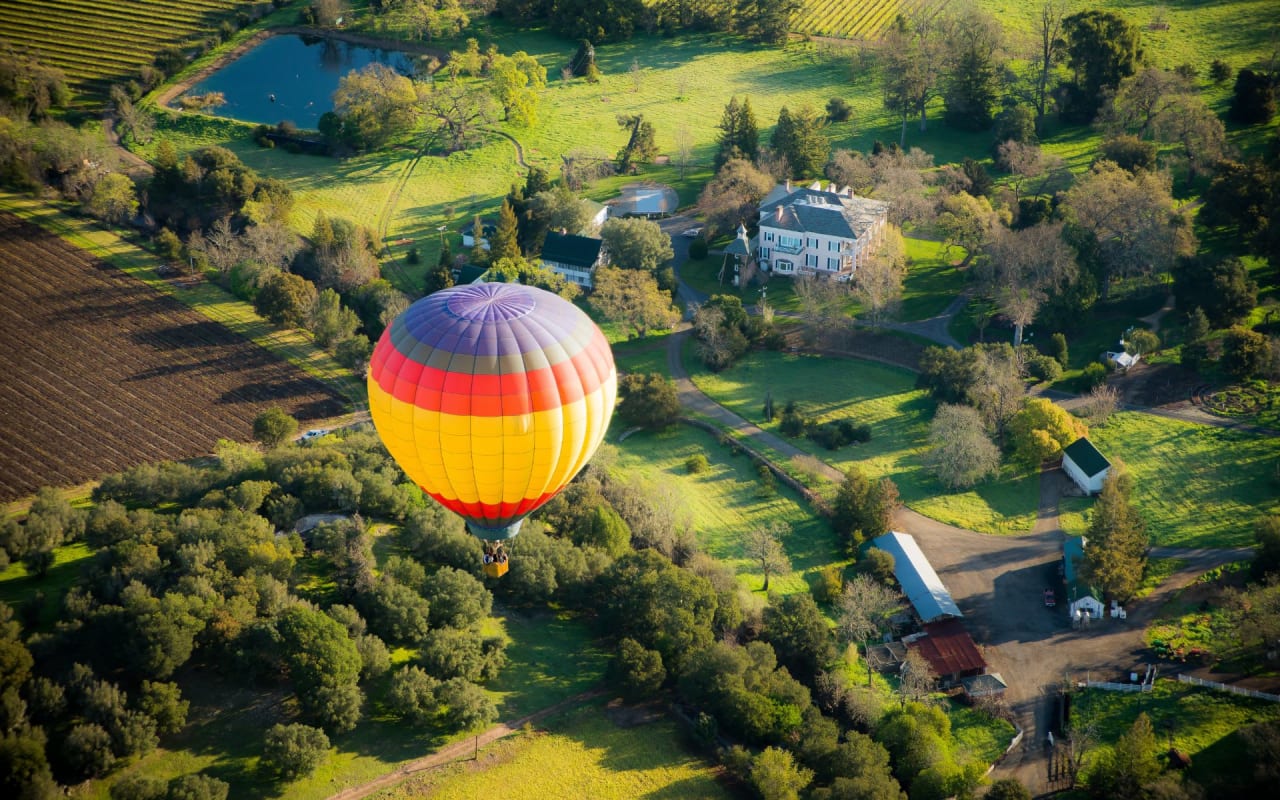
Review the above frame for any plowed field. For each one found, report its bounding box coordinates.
[0,213,344,501]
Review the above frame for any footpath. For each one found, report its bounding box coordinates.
[324,687,607,800]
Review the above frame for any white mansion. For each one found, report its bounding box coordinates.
[755,181,890,280]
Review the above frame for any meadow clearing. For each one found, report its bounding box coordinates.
[25,514,613,800]
[1074,681,1280,795]
[689,349,1045,535]
[690,350,1280,546]
[613,423,846,596]
[365,702,734,800]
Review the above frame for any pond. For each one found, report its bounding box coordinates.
[183,34,419,127]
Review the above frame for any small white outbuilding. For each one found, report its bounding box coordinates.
[1062,437,1111,495]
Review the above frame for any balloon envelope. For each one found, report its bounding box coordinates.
[367,283,616,539]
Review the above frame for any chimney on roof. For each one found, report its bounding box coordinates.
[775,204,783,220]
[842,185,853,197]
[809,180,821,191]
[784,178,791,193]
[560,227,567,235]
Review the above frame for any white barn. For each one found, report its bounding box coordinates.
[1062,437,1111,495]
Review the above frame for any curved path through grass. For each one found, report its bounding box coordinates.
[325,686,608,800]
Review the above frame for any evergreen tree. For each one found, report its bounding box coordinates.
[716,96,760,169]
[737,97,759,162]
[771,106,796,172]
[491,199,520,261]
[771,106,828,178]
[947,43,1003,129]
[1083,466,1148,603]
[832,467,899,550]
[424,244,454,295]
[1060,10,1143,123]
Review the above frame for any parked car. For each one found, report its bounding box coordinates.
[681,227,702,238]
[299,429,329,442]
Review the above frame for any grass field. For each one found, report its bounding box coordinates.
[0,542,93,630]
[978,0,1280,78]
[366,702,733,800]
[614,424,845,595]
[611,336,672,376]
[1074,681,1280,793]
[689,350,1042,534]
[88,605,607,800]
[1086,412,1280,548]
[947,700,1017,765]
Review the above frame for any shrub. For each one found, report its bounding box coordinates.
[154,228,183,262]
[1081,362,1108,390]
[1100,135,1157,173]
[756,463,776,497]
[1051,333,1069,368]
[1027,354,1063,383]
[689,237,708,260]
[826,97,852,122]
[806,419,871,450]
[779,401,808,437]
[685,453,710,474]
[406,246,421,265]
[1209,59,1233,85]
[262,723,330,779]
[813,565,844,605]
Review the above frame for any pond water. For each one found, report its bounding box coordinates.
[184,34,417,127]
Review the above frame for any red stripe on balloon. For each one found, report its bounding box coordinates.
[425,488,559,529]
[372,334,614,417]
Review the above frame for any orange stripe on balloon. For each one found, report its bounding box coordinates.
[372,334,614,417]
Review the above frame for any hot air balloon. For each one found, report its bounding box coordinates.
[367,282,617,577]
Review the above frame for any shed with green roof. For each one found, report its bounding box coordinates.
[1062,437,1110,495]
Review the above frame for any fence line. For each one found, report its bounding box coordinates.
[1079,680,1152,693]
[985,725,1024,777]
[1177,674,1280,704]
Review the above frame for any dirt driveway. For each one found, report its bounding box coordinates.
[903,467,1251,794]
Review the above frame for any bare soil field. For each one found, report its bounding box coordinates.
[0,212,344,501]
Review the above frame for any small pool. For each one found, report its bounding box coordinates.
[183,34,417,126]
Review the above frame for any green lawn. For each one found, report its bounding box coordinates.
[689,350,1042,535]
[947,700,1017,766]
[978,0,1280,80]
[0,542,93,630]
[899,237,965,321]
[1074,681,1280,794]
[367,702,733,800]
[89,605,606,800]
[1087,412,1280,548]
[611,336,672,377]
[614,424,844,595]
